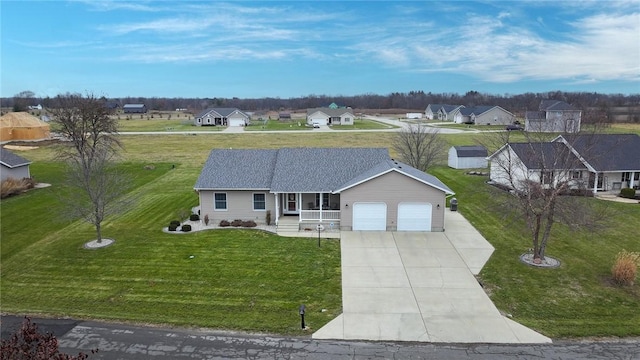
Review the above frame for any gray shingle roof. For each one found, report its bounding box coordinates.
[509,142,585,170]
[540,100,575,111]
[194,149,278,189]
[194,147,454,194]
[306,107,354,117]
[123,104,145,108]
[0,148,31,168]
[270,148,388,192]
[453,145,488,158]
[196,108,247,119]
[561,134,640,171]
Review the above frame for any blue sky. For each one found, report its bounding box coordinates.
[2,1,639,99]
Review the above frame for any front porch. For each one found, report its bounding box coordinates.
[276,192,342,224]
[276,215,341,238]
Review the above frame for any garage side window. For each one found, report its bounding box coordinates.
[214,193,227,210]
[253,193,266,210]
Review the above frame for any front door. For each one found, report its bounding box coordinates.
[283,193,298,214]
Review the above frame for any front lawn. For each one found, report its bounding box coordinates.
[244,119,311,131]
[331,118,397,130]
[116,118,224,132]
[0,161,341,335]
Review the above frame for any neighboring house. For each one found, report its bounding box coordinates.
[306,108,354,126]
[194,147,454,232]
[448,146,488,169]
[195,108,250,127]
[554,134,640,192]
[438,105,465,122]
[425,104,465,121]
[454,106,515,125]
[1,148,31,182]
[123,104,147,113]
[406,112,423,119]
[525,100,581,133]
[28,104,43,110]
[278,112,291,121]
[487,134,640,193]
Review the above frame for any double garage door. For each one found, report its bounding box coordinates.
[352,202,432,231]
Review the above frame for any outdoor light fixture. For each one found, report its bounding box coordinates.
[345,203,349,208]
[437,204,441,209]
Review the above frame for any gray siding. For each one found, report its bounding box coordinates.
[340,171,447,231]
[1,165,30,182]
[199,190,275,225]
[474,107,514,125]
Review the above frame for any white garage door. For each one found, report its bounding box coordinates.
[397,202,432,231]
[352,202,387,231]
[229,119,245,127]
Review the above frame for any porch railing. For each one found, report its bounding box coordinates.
[300,210,340,222]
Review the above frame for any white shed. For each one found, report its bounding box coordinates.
[448,146,488,169]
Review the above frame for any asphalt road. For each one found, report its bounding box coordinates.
[2,316,638,359]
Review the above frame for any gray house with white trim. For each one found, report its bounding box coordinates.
[195,108,250,127]
[1,148,31,181]
[194,148,454,232]
[306,108,354,126]
[525,100,581,133]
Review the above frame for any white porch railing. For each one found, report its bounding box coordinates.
[300,210,340,221]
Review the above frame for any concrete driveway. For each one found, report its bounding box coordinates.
[313,212,551,343]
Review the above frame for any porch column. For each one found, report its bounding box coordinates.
[274,193,279,226]
[593,172,598,194]
[630,171,636,189]
[319,193,323,222]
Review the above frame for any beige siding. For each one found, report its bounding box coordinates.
[475,107,514,125]
[340,171,447,231]
[199,190,274,225]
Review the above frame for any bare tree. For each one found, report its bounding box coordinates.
[13,90,35,112]
[50,93,128,243]
[392,124,447,171]
[484,127,610,263]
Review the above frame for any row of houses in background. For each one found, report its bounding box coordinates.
[194,103,356,127]
[425,100,582,133]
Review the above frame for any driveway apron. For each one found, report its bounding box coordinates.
[313,213,551,343]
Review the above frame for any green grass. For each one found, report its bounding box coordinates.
[2,131,639,338]
[244,119,311,131]
[331,118,398,130]
[116,118,224,132]
[1,161,341,334]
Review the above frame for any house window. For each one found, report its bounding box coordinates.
[214,193,227,210]
[541,171,553,185]
[572,171,583,179]
[253,193,266,210]
[621,172,631,182]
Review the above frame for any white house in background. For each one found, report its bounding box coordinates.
[406,112,423,119]
[425,104,465,121]
[195,108,250,127]
[28,104,43,110]
[487,134,640,194]
[525,100,581,133]
[1,148,31,182]
[448,146,489,169]
[306,107,354,126]
[454,106,516,125]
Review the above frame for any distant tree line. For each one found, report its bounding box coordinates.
[4,90,639,122]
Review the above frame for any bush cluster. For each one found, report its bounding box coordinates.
[619,188,636,199]
[1,177,35,199]
[219,219,257,228]
[612,250,640,286]
[189,214,200,221]
[169,220,180,227]
[168,224,178,231]
[181,224,192,232]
